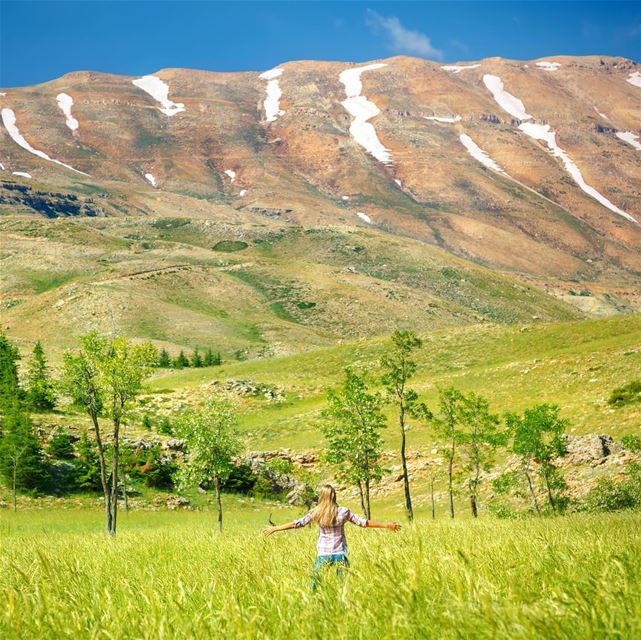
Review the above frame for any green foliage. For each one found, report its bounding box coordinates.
[380,330,424,520]
[26,341,57,411]
[203,349,222,367]
[141,414,153,431]
[322,368,387,517]
[621,434,641,454]
[47,430,76,460]
[158,349,171,368]
[138,446,177,489]
[607,380,641,407]
[0,332,22,411]
[457,392,504,517]
[73,431,102,492]
[222,463,256,494]
[190,348,203,368]
[151,217,190,230]
[212,240,249,252]
[158,416,173,435]
[173,351,190,369]
[506,404,569,513]
[584,464,641,513]
[173,398,242,490]
[0,405,47,495]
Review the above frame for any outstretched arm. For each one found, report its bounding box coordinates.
[263,521,298,536]
[366,520,401,532]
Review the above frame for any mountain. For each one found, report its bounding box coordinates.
[1,55,640,356]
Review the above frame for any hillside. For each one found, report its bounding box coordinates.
[1,54,640,343]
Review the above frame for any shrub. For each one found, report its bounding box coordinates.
[584,464,641,512]
[212,240,249,252]
[47,430,76,460]
[607,380,641,407]
[151,218,190,230]
[621,434,641,454]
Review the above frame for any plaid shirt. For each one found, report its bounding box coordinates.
[295,506,368,556]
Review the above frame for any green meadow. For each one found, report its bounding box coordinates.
[1,508,640,639]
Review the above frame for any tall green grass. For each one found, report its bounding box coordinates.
[1,509,640,639]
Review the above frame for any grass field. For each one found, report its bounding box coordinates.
[1,507,640,639]
[144,314,641,449]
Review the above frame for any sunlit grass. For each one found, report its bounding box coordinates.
[1,508,639,639]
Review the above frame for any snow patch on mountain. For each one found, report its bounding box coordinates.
[225,169,236,182]
[0,162,4,170]
[536,61,561,71]
[442,64,480,73]
[483,75,532,121]
[1,108,88,175]
[144,173,157,187]
[616,131,641,151]
[356,212,372,224]
[341,195,350,200]
[424,115,462,123]
[593,107,610,121]
[132,75,185,116]
[12,171,31,178]
[627,72,641,88]
[56,93,79,131]
[518,122,637,223]
[339,63,392,165]
[239,189,247,197]
[483,76,635,223]
[459,134,506,174]
[259,67,285,123]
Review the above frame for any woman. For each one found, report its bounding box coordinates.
[263,484,401,587]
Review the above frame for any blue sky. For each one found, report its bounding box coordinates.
[1,1,639,87]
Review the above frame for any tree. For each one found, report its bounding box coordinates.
[47,429,76,460]
[203,348,221,367]
[322,368,387,519]
[26,341,57,411]
[60,332,156,534]
[173,398,242,531]
[428,387,465,519]
[458,392,503,518]
[173,351,190,369]
[73,430,102,492]
[158,416,173,435]
[506,404,568,514]
[190,348,203,368]
[158,349,171,368]
[141,414,153,431]
[0,405,46,510]
[0,333,22,411]
[381,330,424,522]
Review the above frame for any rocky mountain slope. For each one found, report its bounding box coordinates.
[1,55,640,353]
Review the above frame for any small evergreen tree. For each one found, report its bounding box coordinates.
[191,348,203,368]
[47,429,76,460]
[73,430,102,492]
[173,351,190,369]
[159,416,173,435]
[203,348,215,367]
[141,414,153,431]
[0,333,22,411]
[26,341,57,411]
[158,349,171,368]
[0,405,47,509]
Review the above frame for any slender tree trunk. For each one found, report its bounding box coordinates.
[543,467,556,512]
[524,463,541,515]
[399,402,413,522]
[365,477,371,520]
[430,474,435,520]
[448,439,456,519]
[90,411,112,534]
[12,463,17,512]
[109,416,121,535]
[215,476,223,532]
[469,492,478,518]
[123,473,129,514]
[470,462,480,518]
[358,480,366,516]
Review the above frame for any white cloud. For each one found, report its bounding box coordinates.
[367,10,443,60]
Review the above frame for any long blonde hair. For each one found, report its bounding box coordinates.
[312,484,339,527]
